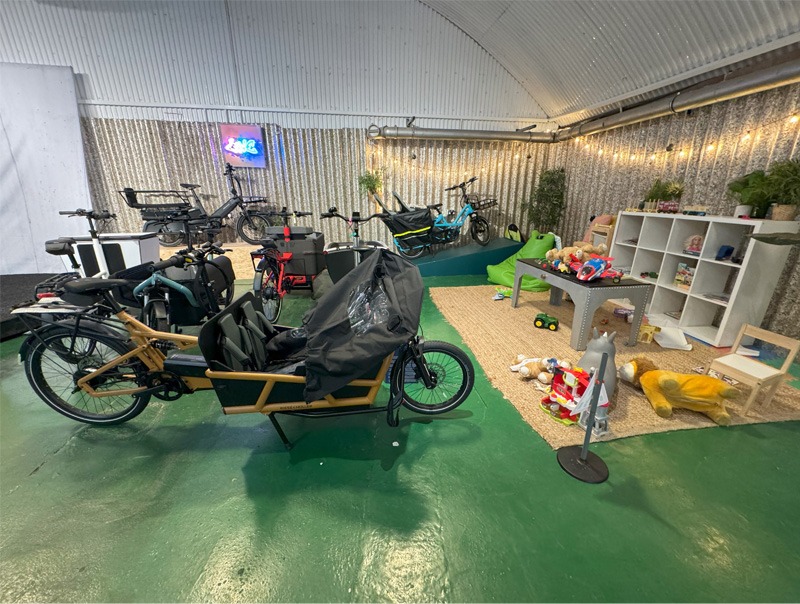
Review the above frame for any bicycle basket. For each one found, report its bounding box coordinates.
[381,208,433,247]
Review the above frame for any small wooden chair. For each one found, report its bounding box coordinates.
[705,324,800,415]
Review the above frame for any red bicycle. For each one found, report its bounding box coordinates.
[251,209,324,322]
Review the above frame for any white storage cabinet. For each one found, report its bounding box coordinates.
[610,211,799,347]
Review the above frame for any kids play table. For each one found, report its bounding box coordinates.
[511,259,653,351]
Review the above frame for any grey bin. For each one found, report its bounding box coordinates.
[271,231,327,276]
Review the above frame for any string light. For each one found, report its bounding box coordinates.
[574,112,797,163]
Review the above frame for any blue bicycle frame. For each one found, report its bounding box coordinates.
[432,203,475,231]
[133,274,199,307]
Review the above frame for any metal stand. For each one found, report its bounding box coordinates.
[556,353,609,483]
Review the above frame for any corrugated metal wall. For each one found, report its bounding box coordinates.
[82,118,549,247]
[547,84,800,336]
[0,0,546,129]
[425,0,800,124]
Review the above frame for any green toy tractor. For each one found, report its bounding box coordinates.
[534,312,559,331]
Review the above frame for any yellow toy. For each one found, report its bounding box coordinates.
[574,241,608,256]
[637,325,661,343]
[619,357,738,425]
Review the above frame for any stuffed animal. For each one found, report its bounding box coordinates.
[619,356,738,425]
[519,359,553,384]
[574,241,608,256]
[546,246,583,264]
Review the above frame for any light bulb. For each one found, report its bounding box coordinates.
[741,132,751,142]
[678,150,685,158]
[650,154,656,161]
[584,144,590,150]
[707,144,715,152]
[598,149,603,156]
[790,115,799,124]
[630,154,636,160]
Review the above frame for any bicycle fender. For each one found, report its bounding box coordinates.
[18,321,130,362]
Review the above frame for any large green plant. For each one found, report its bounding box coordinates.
[768,159,800,206]
[523,168,566,233]
[358,170,382,195]
[727,160,800,218]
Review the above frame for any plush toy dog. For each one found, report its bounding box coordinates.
[619,356,738,425]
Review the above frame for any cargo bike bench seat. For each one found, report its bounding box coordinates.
[197,293,393,448]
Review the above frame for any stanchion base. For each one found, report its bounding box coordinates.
[556,446,609,483]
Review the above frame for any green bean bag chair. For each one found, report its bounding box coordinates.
[486,230,555,292]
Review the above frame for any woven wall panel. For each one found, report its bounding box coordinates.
[548,84,800,336]
[81,119,549,248]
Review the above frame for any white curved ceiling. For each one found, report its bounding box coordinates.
[424,0,800,125]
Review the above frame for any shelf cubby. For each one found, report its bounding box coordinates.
[701,221,754,262]
[666,218,709,256]
[639,215,671,250]
[614,213,644,247]
[692,260,738,303]
[630,248,664,283]
[659,253,697,291]
[648,285,688,319]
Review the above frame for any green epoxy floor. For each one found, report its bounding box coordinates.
[2,276,800,602]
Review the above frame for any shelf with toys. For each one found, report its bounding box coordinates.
[609,211,799,347]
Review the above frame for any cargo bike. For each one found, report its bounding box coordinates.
[13,250,474,448]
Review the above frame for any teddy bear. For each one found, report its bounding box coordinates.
[574,241,608,256]
[619,356,738,425]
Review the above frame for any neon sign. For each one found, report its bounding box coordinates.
[219,124,266,168]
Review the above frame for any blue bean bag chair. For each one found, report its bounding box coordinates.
[486,231,555,292]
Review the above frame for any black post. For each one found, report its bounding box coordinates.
[556,353,609,483]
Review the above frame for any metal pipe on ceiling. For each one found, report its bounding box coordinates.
[368,57,800,144]
[366,124,554,143]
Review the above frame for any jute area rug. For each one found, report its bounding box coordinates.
[430,285,800,449]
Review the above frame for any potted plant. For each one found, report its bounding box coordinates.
[727,170,773,218]
[358,170,382,196]
[641,178,684,211]
[767,159,800,221]
[523,168,566,233]
[727,160,800,220]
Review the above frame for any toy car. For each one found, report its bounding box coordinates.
[534,312,559,331]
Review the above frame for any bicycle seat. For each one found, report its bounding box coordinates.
[180,183,201,190]
[64,279,130,295]
[259,239,278,249]
[427,203,443,210]
[45,239,76,256]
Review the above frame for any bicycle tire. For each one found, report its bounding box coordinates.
[237,214,274,245]
[260,260,282,323]
[144,222,185,247]
[24,328,151,425]
[396,243,426,259]
[391,341,474,414]
[470,216,491,246]
[144,300,170,333]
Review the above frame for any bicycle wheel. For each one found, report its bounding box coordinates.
[470,216,491,246]
[396,242,426,259]
[24,328,151,425]
[144,300,170,333]
[144,222,185,248]
[259,260,282,323]
[237,214,274,245]
[392,341,475,414]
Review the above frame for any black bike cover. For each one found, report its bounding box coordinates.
[302,249,423,402]
[381,208,433,247]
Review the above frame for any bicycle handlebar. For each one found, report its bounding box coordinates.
[59,209,116,220]
[320,208,388,223]
[150,255,185,272]
[444,176,478,191]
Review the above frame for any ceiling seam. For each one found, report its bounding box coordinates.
[417,0,550,119]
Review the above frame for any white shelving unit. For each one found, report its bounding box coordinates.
[610,211,799,347]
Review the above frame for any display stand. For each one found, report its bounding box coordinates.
[556,354,610,484]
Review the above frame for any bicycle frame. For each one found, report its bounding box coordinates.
[432,203,475,230]
[15,297,399,415]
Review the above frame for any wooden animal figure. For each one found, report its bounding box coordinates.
[577,328,617,400]
[637,325,661,344]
